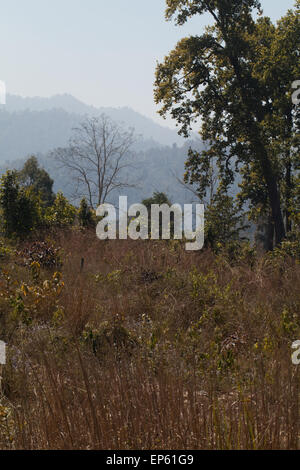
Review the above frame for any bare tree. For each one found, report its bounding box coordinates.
[53,114,136,209]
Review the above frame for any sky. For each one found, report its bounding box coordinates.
[0,0,296,128]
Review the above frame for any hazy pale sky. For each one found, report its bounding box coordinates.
[0,0,296,127]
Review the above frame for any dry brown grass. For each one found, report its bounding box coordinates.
[0,229,300,449]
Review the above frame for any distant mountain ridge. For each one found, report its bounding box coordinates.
[2,93,185,147]
[0,93,205,206]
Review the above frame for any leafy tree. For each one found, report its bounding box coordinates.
[237,10,300,244]
[142,192,174,238]
[205,191,248,249]
[78,198,95,228]
[0,171,41,237]
[19,156,55,206]
[142,192,171,209]
[154,0,300,246]
[142,191,173,238]
[45,191,76,227]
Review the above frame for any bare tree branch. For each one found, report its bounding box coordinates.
[52,114,136,209]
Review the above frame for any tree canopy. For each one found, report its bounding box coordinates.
[155,0,300,246]
[19,156,55,207]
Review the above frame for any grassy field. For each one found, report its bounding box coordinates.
[0,228,299,449]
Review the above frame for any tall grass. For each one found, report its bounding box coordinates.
[0,229,299,449]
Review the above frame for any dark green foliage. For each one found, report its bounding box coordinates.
[205,191,249,250]
[0,170,41,237]
[142,192,171,209]
[19,156,55,206]
[78,198,95,228]
[155,0,300,246]
[45,191,76,227]
[142,192,174,239]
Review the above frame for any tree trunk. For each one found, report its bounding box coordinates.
[286,158,292,234]
[252,137,286,246]
[265,214,274,252]
[227,55,286,245]
[260,155,286,246]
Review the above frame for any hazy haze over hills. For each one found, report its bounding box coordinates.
[0,94,186,156]
[0,93,204,205]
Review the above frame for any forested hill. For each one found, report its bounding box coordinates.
[0,93,205,205]
[0,93,186,162]
[1,140,207,206]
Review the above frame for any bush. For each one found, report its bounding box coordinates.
[78,198,95,228]
[16,241,62,269]
[0,171,41,237]
[45,192,76,227]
